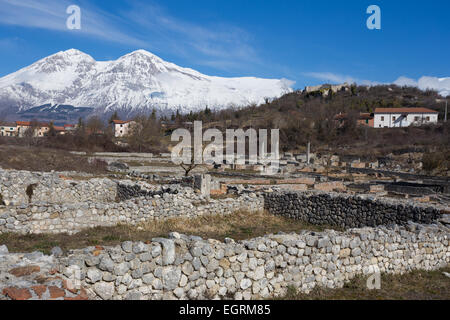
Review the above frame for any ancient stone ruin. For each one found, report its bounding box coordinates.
[0,167,448,300]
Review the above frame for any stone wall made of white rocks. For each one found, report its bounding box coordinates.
[264,191,443,229]
[54,224,449,300]
[0,189,264,235]
[0,169,117,206]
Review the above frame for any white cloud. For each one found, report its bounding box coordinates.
[393,76,418,87]
[280,78,296,88]
[304,72,450,97]
[394,76,450,97]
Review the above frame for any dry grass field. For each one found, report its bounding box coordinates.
[0,145,107,174]
[280,267,450,300]
[0,210,338,254]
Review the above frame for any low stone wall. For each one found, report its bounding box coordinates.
[0,189,264,235]
[44,224,448,300]
[116,183,180,201]
[264,191,443,229]
[0,169,116,206]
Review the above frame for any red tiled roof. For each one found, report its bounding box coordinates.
[16,121,31,126]
[112,120,130,124]
[374,108,438,114]
[359,113,373,120]
[334,113,373,120]
[64,124,75,128]
[53,126,65,131]
[15,121,50,127]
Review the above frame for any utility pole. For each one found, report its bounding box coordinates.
[306,141,311,165]
[445,99,448,122]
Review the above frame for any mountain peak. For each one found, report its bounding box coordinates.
[128,49,157,56]
[119,49,164,63]
[52,49,94,61]
[63,48,85,55]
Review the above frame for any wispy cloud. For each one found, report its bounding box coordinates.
[120,1,260,71]
[0,0,148,47]
[0,37,21,49]
[0,0,266,73]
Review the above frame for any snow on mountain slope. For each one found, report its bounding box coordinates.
[0,49,293,115]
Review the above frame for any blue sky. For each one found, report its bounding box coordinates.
[0,0,449,90]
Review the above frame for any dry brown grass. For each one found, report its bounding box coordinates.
[280,267,450,300]
[0,145,107,174]
[0,210,337,254]
[139,210,339,240]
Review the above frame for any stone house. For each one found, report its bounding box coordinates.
[113,120,136,138]
[64,124,76,133]
[0,123,17,137]
[16,121,50,137]
[53,126,66,135]
[334,112,374,127]
[1,121,76,137]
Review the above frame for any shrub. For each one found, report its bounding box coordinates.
[422,152,446,172]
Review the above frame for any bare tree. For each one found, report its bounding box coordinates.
[23,120,40,146]
[180,157,199,176]
[86,116,105,135]
[127,114,161,152]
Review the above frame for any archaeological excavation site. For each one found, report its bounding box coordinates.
[0,151,448,301]
[1,2,449,313]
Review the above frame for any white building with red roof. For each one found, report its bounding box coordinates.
[113,120,136,138]
[374,108,439,128]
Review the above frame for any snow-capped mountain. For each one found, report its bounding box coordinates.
[0,49,293,117]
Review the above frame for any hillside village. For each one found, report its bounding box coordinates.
[0,106,441,139]
[0,121,76,137]
[2,82,445,139]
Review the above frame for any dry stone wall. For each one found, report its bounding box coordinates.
[264,191,443,229]
[0,169,116,205]
[0,169,264,235]
[0,189,263,235]
[26,223,447,300]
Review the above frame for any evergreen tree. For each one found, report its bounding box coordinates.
[150,108,157,121]
[48,121,57,137]
[109,111,120,124]
[77,117,84,129]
